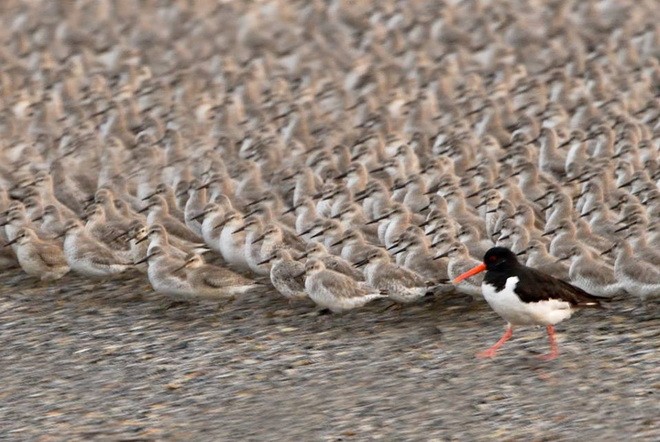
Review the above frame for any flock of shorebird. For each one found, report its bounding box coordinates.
[0,1,658,330]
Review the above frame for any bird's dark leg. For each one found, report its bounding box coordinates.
[476,325,513,358]
[538,324,559,360]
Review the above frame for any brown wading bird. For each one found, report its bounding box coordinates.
[453,247,604,360]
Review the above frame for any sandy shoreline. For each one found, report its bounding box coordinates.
[1,270,656,440]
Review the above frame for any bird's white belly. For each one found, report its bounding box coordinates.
[305,278,377,312]
[16,246,47,276]
[305,279,337,310]
[384,222,402,248]
[619,276,660,300]
[316,200,332,218]
[201,222,222,252]
[482,277,573,326]
[219,231,247,266]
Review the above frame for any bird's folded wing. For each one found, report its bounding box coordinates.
[165,218,203,242]
[276,263,306,289]
[519,266,605,305]
[390,265,427,286]
[90,255,124,267]
[320,273,367,298]
[94,225,127,245]
[628,264,660,285]
[282,228,306,250]
[90,246,131,266]
[577,263,618,285]
[325,258,360,276]
[201,268,253,288]
[38,244,67,267]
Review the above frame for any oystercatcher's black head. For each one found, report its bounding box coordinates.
[453,247,519,284]
[483,247,520,271]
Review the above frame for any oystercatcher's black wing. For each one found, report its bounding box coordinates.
[513,264,604,307]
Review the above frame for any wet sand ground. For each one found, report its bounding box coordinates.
[1,270,657,440]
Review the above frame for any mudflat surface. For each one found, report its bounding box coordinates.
[1,270,657,440]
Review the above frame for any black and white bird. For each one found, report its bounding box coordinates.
[453,247,604,360]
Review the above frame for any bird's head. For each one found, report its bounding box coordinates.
[452,247,519,284]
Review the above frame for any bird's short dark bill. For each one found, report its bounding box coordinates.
[453,263,486,284]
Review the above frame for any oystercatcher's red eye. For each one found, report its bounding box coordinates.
[488,256,497,262]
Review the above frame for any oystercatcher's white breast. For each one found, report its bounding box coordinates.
[482,277,573,326]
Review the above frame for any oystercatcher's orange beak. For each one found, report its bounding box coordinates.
[453,263,486,284]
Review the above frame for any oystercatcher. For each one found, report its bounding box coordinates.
[453,247,604,360]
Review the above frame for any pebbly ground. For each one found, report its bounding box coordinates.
[0,270,657,441]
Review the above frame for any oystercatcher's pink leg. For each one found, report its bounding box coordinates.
[476,325,513,358]
[538,325,559,361]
